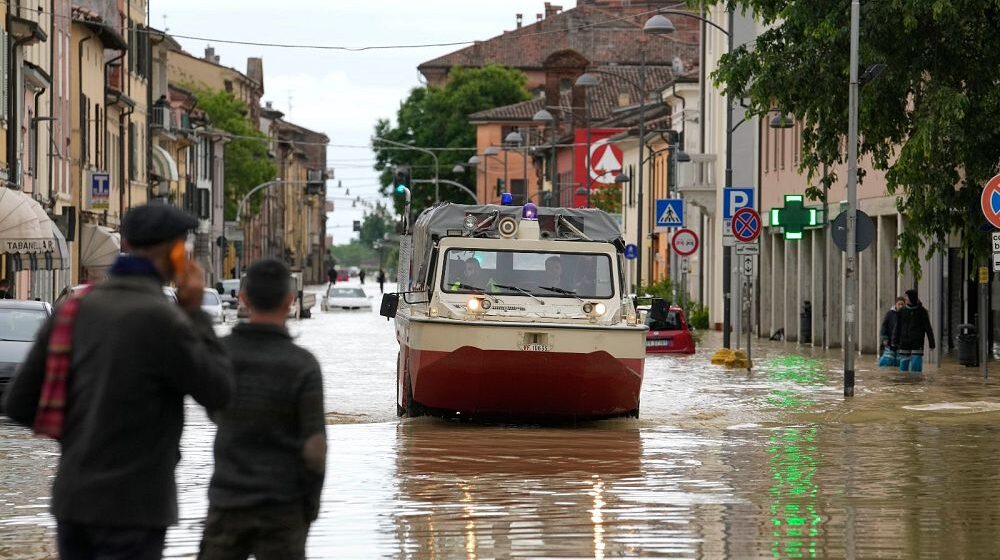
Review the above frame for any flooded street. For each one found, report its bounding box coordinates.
[5,284,1000,558]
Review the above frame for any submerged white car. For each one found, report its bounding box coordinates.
[322,286,371,311]
[201,288,225,324]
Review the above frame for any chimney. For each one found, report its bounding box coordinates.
[544,3,562,18]
[537,13,543,23]
[265,101,273,110]
[516,14,523,28]
[204,46,220,64]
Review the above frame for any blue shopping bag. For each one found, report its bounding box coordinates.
[878,348,898,368]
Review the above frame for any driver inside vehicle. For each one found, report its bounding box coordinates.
[542,256,564,289]
[450,258,487,291]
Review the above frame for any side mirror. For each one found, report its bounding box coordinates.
[379,293,400,319]
[215,282,224,294]
[230,289,237,298]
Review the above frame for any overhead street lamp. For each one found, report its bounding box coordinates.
[532,109,559,208]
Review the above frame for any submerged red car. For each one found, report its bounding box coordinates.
[642,301,696,354]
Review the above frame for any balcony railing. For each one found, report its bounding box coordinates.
[677,153,717,192]
[150,106,171,131]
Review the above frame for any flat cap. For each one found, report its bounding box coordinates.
[122,203,198,248]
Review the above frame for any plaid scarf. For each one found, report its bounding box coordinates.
[33,284,93,440]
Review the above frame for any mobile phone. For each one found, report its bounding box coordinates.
[170,240,188,279]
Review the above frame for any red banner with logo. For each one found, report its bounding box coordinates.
[573,128,626,208]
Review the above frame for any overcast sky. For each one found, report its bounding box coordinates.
[150,0,578,243]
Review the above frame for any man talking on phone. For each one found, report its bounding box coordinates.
[3,203,234,560]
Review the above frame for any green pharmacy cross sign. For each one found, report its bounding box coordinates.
[770,194,818,241]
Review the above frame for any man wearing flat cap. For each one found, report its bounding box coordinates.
[3,203,234,560]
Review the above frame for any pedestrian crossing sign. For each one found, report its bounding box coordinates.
[655,199,684,231]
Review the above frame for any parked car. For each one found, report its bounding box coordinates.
[202,288,225,324]
[322,286,372,311]
[336,270,350,282]
[0,300,53,409]
[216,278,241,309]
[641,299,696,354]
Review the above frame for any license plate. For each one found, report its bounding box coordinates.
[646,339,672,347]
[521,344,550,352]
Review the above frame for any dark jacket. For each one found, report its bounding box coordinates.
[209,323,326,520]
[879,308,899,343]
[2,275,233,528]
[892,303,935,351]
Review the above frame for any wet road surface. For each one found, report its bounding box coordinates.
[4,283,1000,558]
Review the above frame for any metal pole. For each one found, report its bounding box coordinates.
[585,93,592,208]
[844,0,860,397]
[722,8,734,349]
[981,271,988,379]
[523,130,528,203]
[504,149,508,198]
[747,276,753,367]
[822,166,829,348]
[550,130,558,207]
[636,50,646,294]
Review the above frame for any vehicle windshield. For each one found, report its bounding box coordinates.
[0,308,48,342]
[202,291,221,306]
[646,311,682,331]
[441,249,615,299]
[329,287,366,298]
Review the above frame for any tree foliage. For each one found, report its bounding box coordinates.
[373,65,532,217]
[194,88,277,220]
[701,0,1000,276]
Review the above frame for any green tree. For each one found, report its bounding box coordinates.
[193,88,277,220]
[702,0,1000,276]
[359,202,396,247]
[373,65,532,217]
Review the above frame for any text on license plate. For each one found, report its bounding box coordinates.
[647,339,672,347]
[521,344,550,352]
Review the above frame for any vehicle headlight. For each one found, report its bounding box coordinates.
[583,302,607,317]
[467,297,490,313]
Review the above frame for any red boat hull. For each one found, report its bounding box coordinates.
[405,346,643,419]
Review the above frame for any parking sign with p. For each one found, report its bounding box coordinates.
[723,188,755,219]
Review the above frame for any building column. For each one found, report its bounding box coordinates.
[811,228,825,347]
[859,220,879,354]
[876,215,898,347]
[784,240,799,342]
[797,231,813,345]
[827,231,844,348]
[759,230,773,339]
[772,235,786,340]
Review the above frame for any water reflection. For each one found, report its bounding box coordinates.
[389,421,645,559]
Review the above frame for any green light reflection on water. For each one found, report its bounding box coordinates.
[769,425,822,559]
[763,355,825,558]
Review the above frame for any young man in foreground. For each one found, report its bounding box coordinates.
[199,259,327,560]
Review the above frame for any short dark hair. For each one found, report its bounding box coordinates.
[243,259,291,312]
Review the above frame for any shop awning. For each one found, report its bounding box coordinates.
[0,190,72,271]
[151,145,179,182]
[80,223,122,269]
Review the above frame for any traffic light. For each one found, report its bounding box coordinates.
[393,166,411,192]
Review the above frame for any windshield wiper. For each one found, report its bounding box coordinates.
[452,283,497,302]
[492,283,545,305]
[539,286,584,302]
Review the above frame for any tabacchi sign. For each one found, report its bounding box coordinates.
[5,239,55,253]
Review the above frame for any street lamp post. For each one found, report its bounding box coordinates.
[844,0,860,396]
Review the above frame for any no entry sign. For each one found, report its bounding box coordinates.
[671,228,699,257]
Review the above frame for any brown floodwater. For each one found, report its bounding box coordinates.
[4,283,1000,558]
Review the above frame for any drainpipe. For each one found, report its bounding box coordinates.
[119,105,134,214]
[102,50,126,172]
[31,85,45,194]
[9,33,37,190]
[48,2,55,205]
[77,34,91,282]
